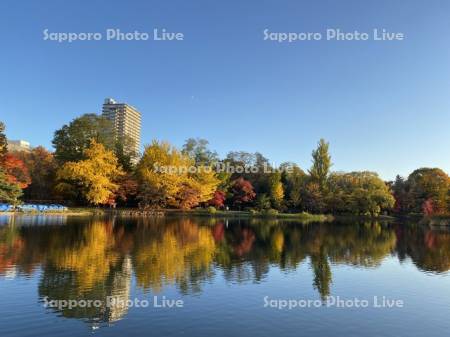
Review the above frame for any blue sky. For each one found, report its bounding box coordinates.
[0,0,449,180]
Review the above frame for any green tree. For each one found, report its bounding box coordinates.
[182,138,218,166]
[0,167,22,204]
[280,162,306,210]
[303,181,326,213]
[327,171,395,216]
[52,114,114,163]
[256,193,271,210]
[114,135,139,172]
[309,138,332,191]
[407,168,449,214]
[0,121,7,160]
[224,151,271,193]
[391,175,411,213]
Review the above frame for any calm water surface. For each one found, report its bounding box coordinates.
[0,215,449,337]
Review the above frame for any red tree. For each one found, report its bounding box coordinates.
[208,190,226,209]
[2,153,31,189]
[230,177,256,208]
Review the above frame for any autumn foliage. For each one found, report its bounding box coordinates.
[56,140,124,205]
[208,190,226,209]
[0,117,449,216]
[230,178,256,207]
[2,153,31,189]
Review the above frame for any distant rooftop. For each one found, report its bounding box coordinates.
[104,98,117,104]
[103,98,139,111]
[7,139,31,153]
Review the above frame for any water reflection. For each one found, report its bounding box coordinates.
[0,216,449,326]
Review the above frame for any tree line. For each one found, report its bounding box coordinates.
[0,116,449,216]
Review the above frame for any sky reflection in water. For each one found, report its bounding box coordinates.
[0,215,449,337]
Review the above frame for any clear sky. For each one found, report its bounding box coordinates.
[0,0,449,180]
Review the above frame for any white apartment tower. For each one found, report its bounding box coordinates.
[102,98,141,162]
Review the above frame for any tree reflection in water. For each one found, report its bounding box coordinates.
[0,216,449,326]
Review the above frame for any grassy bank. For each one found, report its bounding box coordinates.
[1,207,331,222]
[166,209,333,222]
[5,207,449,226]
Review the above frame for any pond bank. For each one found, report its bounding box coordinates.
[2,208,449,225]
[0,208,333,222]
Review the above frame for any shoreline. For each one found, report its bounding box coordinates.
[0,208,333,221]
[1,208,449,225]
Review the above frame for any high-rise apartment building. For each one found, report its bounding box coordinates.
[102,98,141,162]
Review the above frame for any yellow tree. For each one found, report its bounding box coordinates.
[269,172,284,209]
[191,166,220,203]
[137,140,219,209]
[56,140,124,205]
[137,141,192,207]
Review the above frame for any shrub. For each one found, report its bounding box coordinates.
[207,206,217,214]
[263,208,279,217]
[249,209,259,215]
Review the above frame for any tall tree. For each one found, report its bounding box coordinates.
[2,153,31,189]
[0,123,29,203]
[280,162,307,210]
[137,141,194,208]
[303,181,326,213]
[407,168,449,215]
[56,140,124,205]
[391,175,411,213]
[182,138,218,166]
[52,114,114,163]
[225,151,271,194]
[137,140,219,209]
[225,151,257,168]
[114,134,140,172]
[190,167,220,204]
[14,146,57,201]
[268,172,284,209]
[309,139,332,191]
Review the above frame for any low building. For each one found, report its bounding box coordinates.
[7,139,31,153]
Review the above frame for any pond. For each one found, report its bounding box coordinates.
[0,215,449,337]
